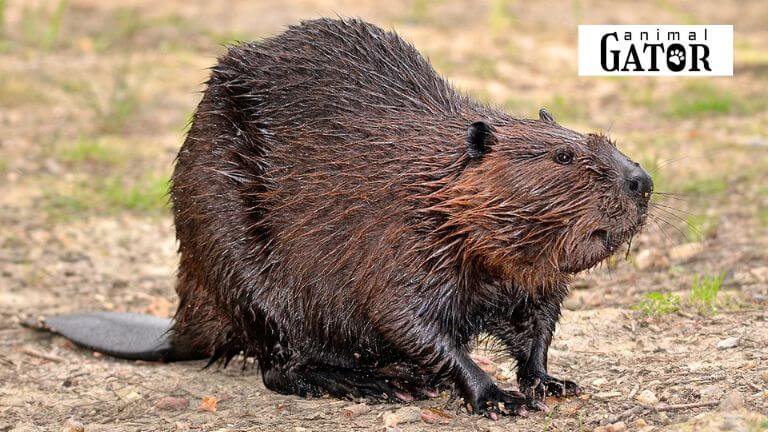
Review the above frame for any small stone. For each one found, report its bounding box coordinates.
[718,391,744,411]
[746,136,767,147]
[751,267,768,283]
[761,370,768,383]
[591,377,608,387]
[156,396,190,411]
[700,385,720,398]
[669,242,704,261]
[634,249,667,270]
[717,336,740,350]
[115,387,141,400]
[634,249,653,270]
[341,403,370,419]
[636,389,659,406]
[383,406,421,427]
[632,418,648,428]
[595,391,622,400]
[594,422,626,432]
[62,419,85,432]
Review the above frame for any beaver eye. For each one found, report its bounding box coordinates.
[554,150,574,165]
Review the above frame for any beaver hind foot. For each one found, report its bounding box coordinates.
[263,361,439,402]
[518,372,583,407]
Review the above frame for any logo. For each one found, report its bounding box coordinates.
[578,25,733,76]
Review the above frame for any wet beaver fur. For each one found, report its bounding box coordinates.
[168,17,653,415]
[35,17,653,417]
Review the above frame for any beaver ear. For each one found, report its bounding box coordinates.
[539,108,556,124]
[466,121,496,159]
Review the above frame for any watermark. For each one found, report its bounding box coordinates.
[578,25,733,76]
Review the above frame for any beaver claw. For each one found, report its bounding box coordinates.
[519,373,582,401]
[465,384,529,418]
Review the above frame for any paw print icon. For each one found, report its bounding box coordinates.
[666,44,687,72]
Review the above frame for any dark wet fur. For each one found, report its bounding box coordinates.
[169,18,649,414]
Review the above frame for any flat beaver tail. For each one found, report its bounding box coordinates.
[23,312,207,362]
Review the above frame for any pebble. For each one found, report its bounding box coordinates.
[632,418,648,428]
[746,136,767,147]
[669,242,704,261]
[383,406,422,427]
[341,403,370,419]
[717,336,741,350]
[61,419,85,432]
[762,370,768,383]
[751,266,768,283]
[591,377,608,387]
[657,412,669,423]
[155,396,190,411]
[700,385,720,398]
[634,249,668,270]
[594,421,626,432]
[635,389,659,406]
[718,391,744,411]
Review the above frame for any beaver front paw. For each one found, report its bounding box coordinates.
[464,383,529,418]
[519,372,582,402]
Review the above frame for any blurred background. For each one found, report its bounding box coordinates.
[0,1,766,431]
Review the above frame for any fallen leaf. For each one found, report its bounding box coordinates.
[420,407,452,424]
[198,396,218,412]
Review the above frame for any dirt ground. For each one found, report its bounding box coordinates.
[1,1,767,431]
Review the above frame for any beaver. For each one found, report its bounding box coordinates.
[28,18,652,417]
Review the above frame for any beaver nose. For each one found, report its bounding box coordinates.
[624,164,653,201]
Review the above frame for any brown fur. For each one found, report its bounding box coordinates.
[169,17,651,415]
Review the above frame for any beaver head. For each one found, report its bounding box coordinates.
[438,109,652,287]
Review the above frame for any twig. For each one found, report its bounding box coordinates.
[627,383,640,400]
[606,405,645,424]
[21,346,65,363]
[654,400,719,411]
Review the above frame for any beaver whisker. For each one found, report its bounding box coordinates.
[656,155,692,168]
[650,201,695,217]
[649,204,702,238]
[648,212,691,242]
[624,234,635,260]
[647,214,675,243]
[651,191,688,201]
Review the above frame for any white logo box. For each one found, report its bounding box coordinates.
[578,25,733,76]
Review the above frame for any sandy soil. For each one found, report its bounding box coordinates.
[1,1,767,431]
